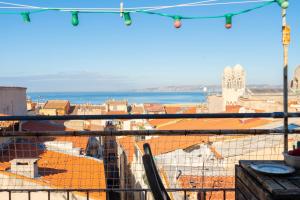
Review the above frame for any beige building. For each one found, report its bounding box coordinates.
[0,86,27,115]
[144,103,165,114]
[291,65,300,92]
[106,100,128,112]
[207,95,223,113]
[39,100,70,115]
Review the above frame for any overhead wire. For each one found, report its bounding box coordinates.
[0,0,273,12]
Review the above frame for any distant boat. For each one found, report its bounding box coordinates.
[203,87,208,92]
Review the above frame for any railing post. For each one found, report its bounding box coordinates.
[282,5,289,153]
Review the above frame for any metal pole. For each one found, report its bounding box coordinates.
[282,7,289,152]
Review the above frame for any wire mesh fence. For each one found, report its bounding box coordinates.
[0,122,298,200]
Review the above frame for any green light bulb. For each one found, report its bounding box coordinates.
[123,12,132,26]
[71,11,79,26]
[225,14,233,29]
[21,12,30,23]
[276,0,289,9]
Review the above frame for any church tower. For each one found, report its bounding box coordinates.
[222,64,246,109]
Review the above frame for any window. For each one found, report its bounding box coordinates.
[108,153,116,162]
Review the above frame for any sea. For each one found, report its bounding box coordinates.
[27,92,207,105]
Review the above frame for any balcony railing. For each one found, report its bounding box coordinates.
[0,112,298,200]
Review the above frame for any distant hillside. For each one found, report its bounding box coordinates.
[135,84,282,93]
[135,85,220,92]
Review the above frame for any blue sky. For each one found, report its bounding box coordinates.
[0,0,299,92]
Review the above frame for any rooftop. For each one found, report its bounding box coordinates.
[0,142,106,199]
[43,100,70,110]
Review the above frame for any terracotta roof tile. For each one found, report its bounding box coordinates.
[0,142,106,199]
[44,100,70,109]
[22,121,67,132]
[225,105,242,113]
[178,175,235,200]
[183,107,197,114]
[148,119,180,127]
[136,136,209,156]
[157,118,271,130]
[164,106,181,114]
[144,103,165,113]
[131,106,145,114]
[21,121,89,151]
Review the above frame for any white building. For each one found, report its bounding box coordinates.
[0,86,27,115]
[222,65,246,109]
[291,65,300,92]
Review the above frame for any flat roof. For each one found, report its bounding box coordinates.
[0,86,27,90]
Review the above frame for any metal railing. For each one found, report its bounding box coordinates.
[0,111,298,200]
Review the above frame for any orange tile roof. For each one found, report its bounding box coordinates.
[54,136,89,151]
[22,121,67,131]
[178,175,235,200]
[226,105,265,113]
[157,118,271,130]
[164,106,181,114]
[22,121,89,151]
[225,105,241,113]
[182,107,197,114]
[44,100,70,109]
[105,111,128,115]
[209,146,223,159]
[0,113,14,128]
[0,142,106,199]
[144,103,165,113]
[148,119,179,127]
[136,136,209,156]
[117,136,135,164]
[131,106,144,114]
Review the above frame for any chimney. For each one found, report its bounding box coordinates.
[10,158,38,178]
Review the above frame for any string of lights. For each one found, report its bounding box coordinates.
[0,0,289,28]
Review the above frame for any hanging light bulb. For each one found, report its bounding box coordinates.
[225,14,233,29]
[173,16,182,29]
[21,12,30,23]
[276,0,289,9]
[123,12,132,26]
[71,11,79,26]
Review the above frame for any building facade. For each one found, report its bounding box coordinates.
[222,64,246,109]
[39,100,70,115]
[291,65,300,92]
[0,86,27,115]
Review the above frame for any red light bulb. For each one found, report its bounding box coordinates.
[174,19,181,29]
[225,23,232,29]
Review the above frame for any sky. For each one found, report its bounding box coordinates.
[0,0,299,92]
